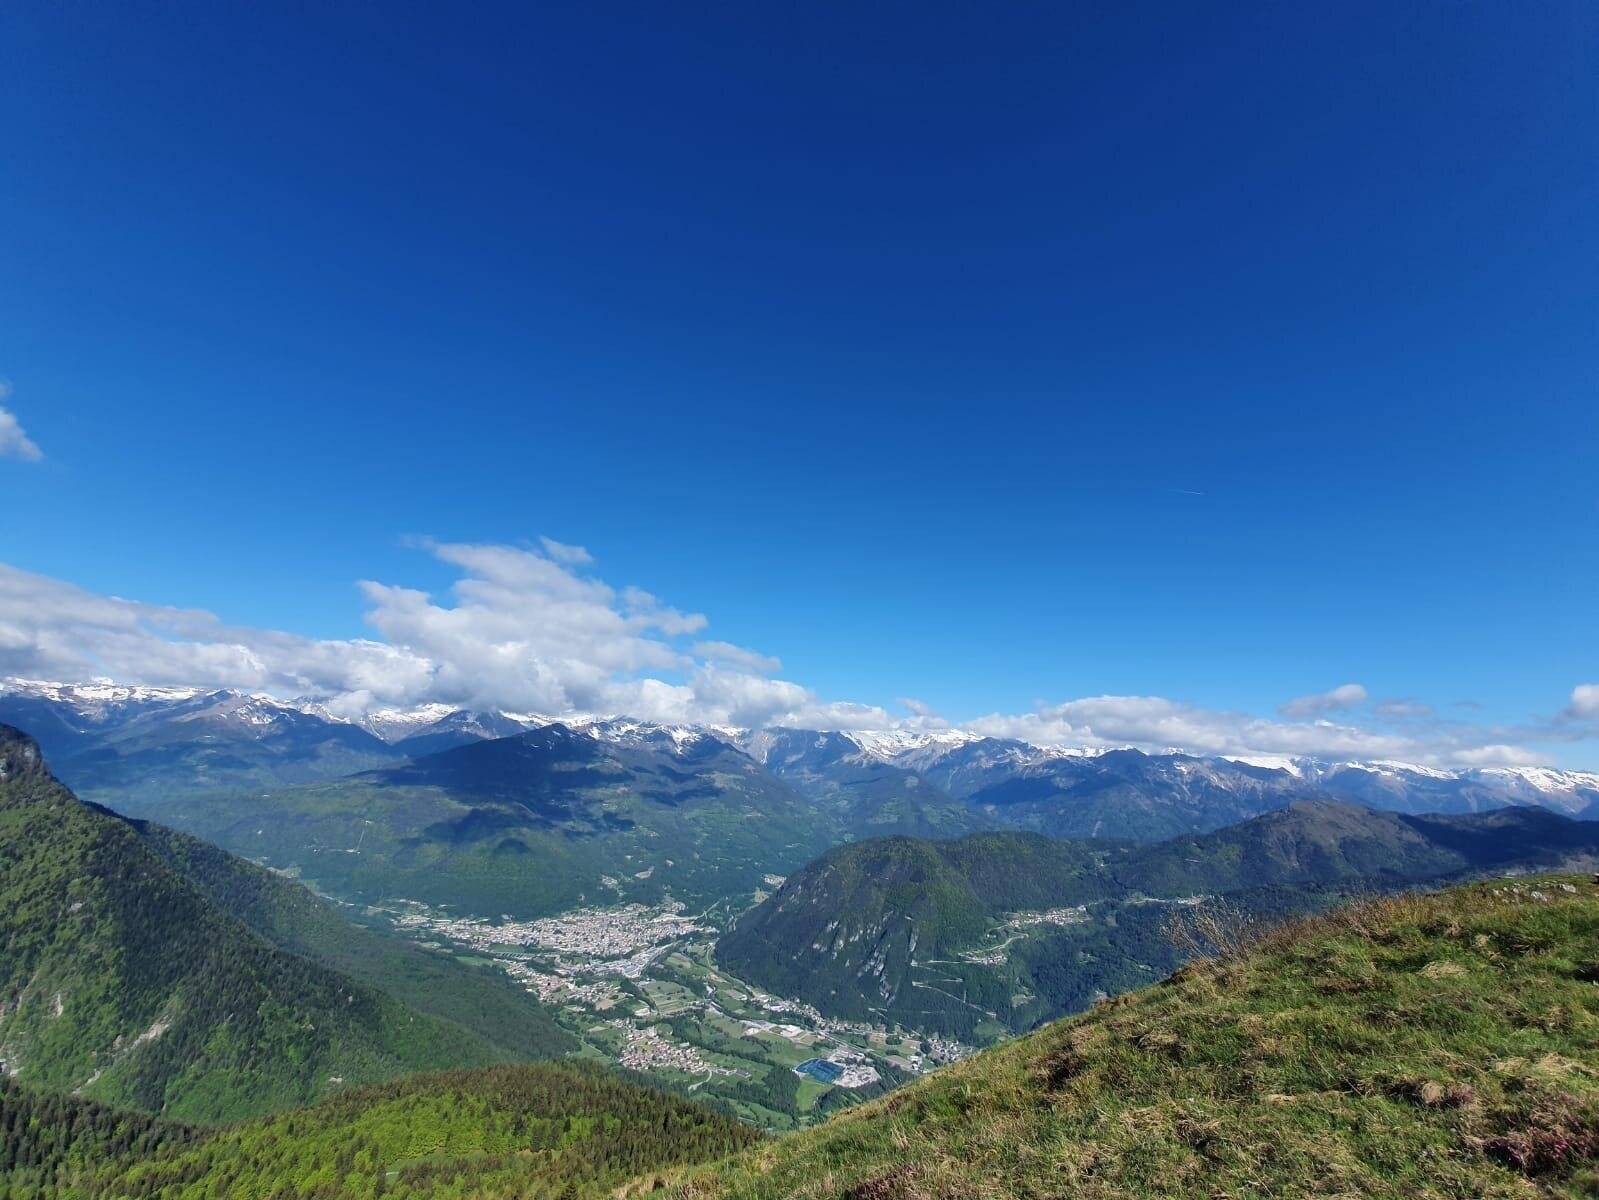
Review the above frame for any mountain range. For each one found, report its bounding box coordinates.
[8,678,1594,831]
[7,676,1598,933]
[4,700,1597,1197]
[717,800,1599,1038]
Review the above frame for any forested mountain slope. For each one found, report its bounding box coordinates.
[134,821,573,1060]
[0,1078,201,1197]
[719,801,1599,1036]
[0,726,507,1123]
[1,1063,761,1200]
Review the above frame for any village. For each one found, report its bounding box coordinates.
[376,895,971,1123]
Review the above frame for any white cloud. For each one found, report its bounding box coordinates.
[693,641,783,674]
[969,694,1397,759]
[0,541,854,731]
[1279,683,1368,718]
[537,536,593,566]
[0,385,43,462]
[0,542,1589,769]
[966,692,1550,768]
[1448,744,1541,767]
[1568,684,1599,718]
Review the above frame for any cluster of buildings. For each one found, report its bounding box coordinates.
[612,1020,749,1079]
[387,899,706,961]
[1003,904,1090,929]
[743,988,826,1025]
[922,1037,967,1066]
[498,958,626,1009]
[382,894,970,1094]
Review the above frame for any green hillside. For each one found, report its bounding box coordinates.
[120,725,850,918]
[0,726,509,1123]
[2,1062,761,1200]
[674,875,1599,1199]
[719,801,1599,1037]
[134,821,573,1060]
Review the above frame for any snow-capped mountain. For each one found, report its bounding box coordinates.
[0,678,208,742]
[389,708,543,756]
[1296,758,1599,818]
[0,678,401,800]
[357,702,463,742]
[2,677,1595,827]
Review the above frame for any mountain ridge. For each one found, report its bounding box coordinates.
[717,799,1599,1037]
[0,725,532,1122]
[8,677,1593,824]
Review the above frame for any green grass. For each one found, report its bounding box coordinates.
[665,875,1599,1199]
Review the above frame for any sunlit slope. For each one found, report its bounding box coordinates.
[675,876,1599,1200]
[0,726,506,1123]
[136,819,573,1060]
[49,1063,761,1200]
[719,801,1599,1038]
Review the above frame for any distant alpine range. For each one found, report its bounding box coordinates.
[4,674,1595,928]
[6,677,1595,825]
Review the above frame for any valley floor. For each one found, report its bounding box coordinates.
[362,890,971,1128]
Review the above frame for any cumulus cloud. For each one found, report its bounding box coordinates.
[964,691,1573,767]
[0,385,43,462]
[1278,683,1368,718]
[1568,684,1599,719]
[0,542,1590,768]
[0,541,875,731]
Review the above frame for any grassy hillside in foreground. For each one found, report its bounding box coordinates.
[674,875,1599,1200]
[5,1063,761,1200]
[0,726,507,1123]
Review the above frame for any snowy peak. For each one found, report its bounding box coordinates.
[358,703,464,742]
[0,677,206,725]
[564,716,733,757]
[3,678,1595,823]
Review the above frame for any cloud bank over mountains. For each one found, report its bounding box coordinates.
[0,540,1592,768]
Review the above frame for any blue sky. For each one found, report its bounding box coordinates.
[1,3,1595,765]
